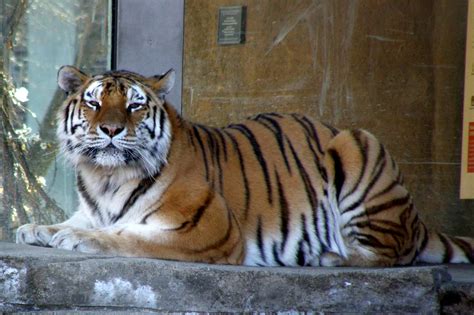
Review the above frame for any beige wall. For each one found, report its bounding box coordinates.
[182,0,473,236]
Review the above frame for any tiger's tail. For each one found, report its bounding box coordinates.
[417,223,474,264]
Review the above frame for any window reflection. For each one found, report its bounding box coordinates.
[0,0,111,240]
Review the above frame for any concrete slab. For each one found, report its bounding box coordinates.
[0,242,472,313]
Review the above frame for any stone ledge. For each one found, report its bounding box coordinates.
[0,242,472,313]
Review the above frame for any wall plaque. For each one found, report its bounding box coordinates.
[217,6,246,45]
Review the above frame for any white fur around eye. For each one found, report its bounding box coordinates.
[85,100,100,111]
[127,86,147,111]
[83,81,103,108]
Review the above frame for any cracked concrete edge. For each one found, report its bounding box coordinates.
[0,242,451,313]
[439,281,474,314]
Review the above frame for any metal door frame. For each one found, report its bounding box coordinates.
[113,0,184,112]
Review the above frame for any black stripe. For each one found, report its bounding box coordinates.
[292,115,328,181]
[302,116,326,152]
[215,131,225,192]
[439,233,453,263]
[215,128,228,162]
[451,237,474,263]
[348,220,405,239]
[342,143,387,214]
[228,124,273,205]
[319,202,332,249]
[66,141,82,155]
[418,223,429,253]
[75,106,83,132]
[409,211,420,237]
[68,100,77,134]
[201,126,224,193]
[340,130,368,203]
[71,123,82,135]
[288,138,318,211]
[118,81,125,92]
[296,240,306,266]
[292,114,324,155]
[145,108,151,120]
[151,106,157,139]
[275,170,289,252]
[399,212,415,259]
[65,140,75,152]
[140,207,159,224]
[367,180,399,203]
[391,156,398,176]
[301,214,312,254]
[77,174,104,225]
[192,208,235,254]
[254,115,292,173]
[265,112,284,118]
[305,134,327,182]
[190,191,214,227]
[362,195,411,218]
[287,138,322,251]
[199,126,216,160]
[111,174,158,223]
[187,129,197,149]
[224,130,250,218]
[192,126,210,181]
[311,202,324,252]
[272,242,285,266]
[157,108,166,139]
[321,121,340,136]
[328,149,345,202]
[104,82,112,92]
[63,102,71,133]
[354,233,396,252]
[144,191,214,231]
[101,177,111,195]
[256,216,267,264]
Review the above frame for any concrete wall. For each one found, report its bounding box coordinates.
[182,0,473,236]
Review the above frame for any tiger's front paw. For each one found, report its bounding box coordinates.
[16,224,59,247]
[49,228,110,254]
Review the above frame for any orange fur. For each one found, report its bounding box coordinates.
[16,67,474,266]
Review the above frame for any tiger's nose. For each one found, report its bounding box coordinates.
[100,124,124,137]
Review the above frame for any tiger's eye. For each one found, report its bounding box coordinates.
[128,103,143,111]
[87,101,100,109]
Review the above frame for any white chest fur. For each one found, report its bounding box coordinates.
[77,164,170,227]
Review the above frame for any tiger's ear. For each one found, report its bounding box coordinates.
[57,65,89,93]
[146,69,175,97]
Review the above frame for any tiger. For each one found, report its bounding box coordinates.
[16,65,474,267]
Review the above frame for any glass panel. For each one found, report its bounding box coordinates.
[0,0,111,241]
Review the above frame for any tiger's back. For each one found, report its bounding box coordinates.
[183,113,422,266]
[16,66,474,267]
[185,113,339,266]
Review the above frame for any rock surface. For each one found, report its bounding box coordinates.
[0,242,473,313]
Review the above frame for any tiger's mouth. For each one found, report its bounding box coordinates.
[103,143,121,154]
[82,143,130,168]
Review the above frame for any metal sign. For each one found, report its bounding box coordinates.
[217,6,246,45]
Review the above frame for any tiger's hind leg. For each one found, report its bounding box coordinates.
[323,129,419,267]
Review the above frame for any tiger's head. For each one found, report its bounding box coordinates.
[57,66,175,177]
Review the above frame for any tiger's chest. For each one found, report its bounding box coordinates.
[76,168,167,227]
